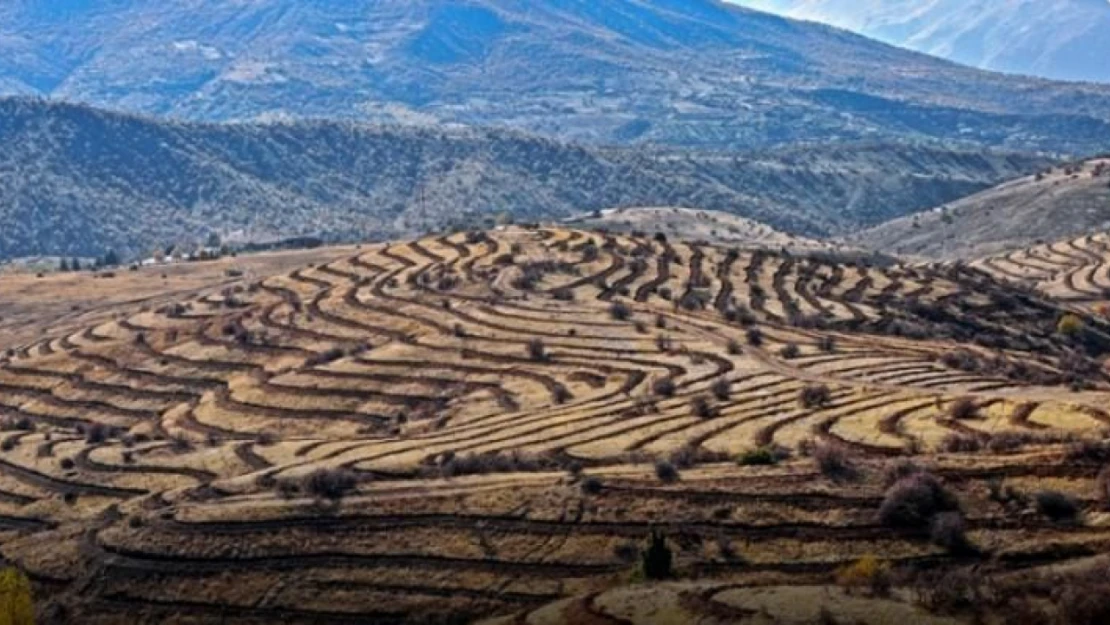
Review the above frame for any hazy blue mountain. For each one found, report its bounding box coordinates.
[0,0,1109,152]
[733,0,1110,83]
[0,98,1049,260]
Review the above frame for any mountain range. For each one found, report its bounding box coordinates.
[733,0,1110,84]
[1,0,1109,152]
[0,98,1048,260]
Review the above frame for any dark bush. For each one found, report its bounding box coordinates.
[613,541,639,563]
[552,385,572,405]
[817,335,837,353]
[551,288,575,301]
[929,511,971,553]
[738,445,790,467]
[1035,490,1080,522]
[710,378,731,401]
[652,377,676,398]
[668,445,730,469]
[302,468,358,500]
[813,441,856,480]
[879,472,959,529]
[746,328,763,346]
[580,476,603,495]
[655,460,679,483]
[1066,439,1110,463]
[84,423,112,444]
[690,395,717,419]
[779,343,801,359]
[642,531,673,579]
[726,339,742,355]
[799,384,832,409]
[527,338,548,362]
[609,301,631,321]
[948,398,979,420]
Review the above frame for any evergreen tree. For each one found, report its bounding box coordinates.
[641,530,673,580]
[70,257,81,271]
[58,258,69,272]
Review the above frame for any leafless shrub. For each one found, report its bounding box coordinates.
[669,444,731,469]
[812,441,856,480]
[799,384,831,409]
[912,567,991,615]
[879,471,960,529]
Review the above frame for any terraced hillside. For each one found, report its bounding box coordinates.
[4,227,1110,624]
[971,230,1110,313]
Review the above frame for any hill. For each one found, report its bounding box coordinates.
[2,0,1110,152]
[4,226,1110,623]
[732,0,1110,84]
[0,98,1051,260]
[849,158,1110,259]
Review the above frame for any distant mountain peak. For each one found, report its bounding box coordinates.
[731,0,1110,83]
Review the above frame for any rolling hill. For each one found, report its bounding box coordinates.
[731,0,1110,84]
[849,158,1110,259]
[1,0,1110,152]
[0,98,1051,261]
[5,225,1110,623]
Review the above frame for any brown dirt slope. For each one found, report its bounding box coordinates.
[849,158,1110,260]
